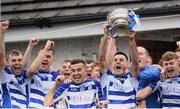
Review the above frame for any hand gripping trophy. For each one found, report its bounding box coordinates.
[107,8,141,37]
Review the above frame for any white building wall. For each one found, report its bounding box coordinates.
[5,37,129,70]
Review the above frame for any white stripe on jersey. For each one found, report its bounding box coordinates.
[11,99,26,108]
[29,92,44,102]
[108,94,135,100]
[108,103,136,109]
[163,99,180,104]
[29,102,45,108]
[11,93,26,101]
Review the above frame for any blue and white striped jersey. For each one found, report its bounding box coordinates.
[53,79,104,109]
[0,67,29,108]
[28,70,59,108]
[150,74,180,108]
[101,69,138,108]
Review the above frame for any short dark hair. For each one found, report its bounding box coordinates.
[114,51,128,61]
[71,59,86,66]
[85,59,95,64]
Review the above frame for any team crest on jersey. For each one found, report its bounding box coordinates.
[9,81,23,91]
[113,82,123,90]
[34,80,42,87]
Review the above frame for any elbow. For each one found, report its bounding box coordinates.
[44,97,51,107]
[136,92,146,100]
[44,102,51,107]
[27,68,36,77]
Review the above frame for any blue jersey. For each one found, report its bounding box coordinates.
[0,67,29,108]
[138,66,160,108]
[54,79,104,109]
[101,69,138,108]
[28,70,59,108]
[150,75,180,108]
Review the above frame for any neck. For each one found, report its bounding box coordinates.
[74,78,86,85]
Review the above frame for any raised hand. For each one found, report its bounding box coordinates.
[55,75,65,86]
[44,40,54,50]
[103,21,110,38]
[126,30,136,40]
[98,100,110,109]
[0,21,9,33]
[29,37,39,47]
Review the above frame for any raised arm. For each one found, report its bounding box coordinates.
[0,21,9,70]
[44,75,65,106]
[22,37,39,69]
[126,31,139,78]
[26,40,54,77]
[98,22,110,73]
[106,35,117,68]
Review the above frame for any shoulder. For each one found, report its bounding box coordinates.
[88,79,101,86]
[56,82,72,93]
[145,66,160,73]
[141,66,160,76]
[101,69,113,77]
[51,71,60,79]
[4,66,13,74]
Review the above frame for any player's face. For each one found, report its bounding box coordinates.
[163,59,179,78]
[138,47,149,68]
[175,51,180,70]
[59,62,71,79]
[9,54,23,76]
[39,51,54,72]
[85,63,94,78]
[71,63,86,84]
[112,54,128,76]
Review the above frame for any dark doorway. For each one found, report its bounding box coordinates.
[136,40,177,64]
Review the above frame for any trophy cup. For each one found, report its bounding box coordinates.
[107,8,130,37]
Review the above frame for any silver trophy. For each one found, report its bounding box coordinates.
[107,8,129,37]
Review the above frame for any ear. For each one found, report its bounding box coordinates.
[146,56,152,65]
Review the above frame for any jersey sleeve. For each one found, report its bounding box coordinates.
[148,81,159,92]
[0,67,13,84]
[53,83,70,100]
[52,71,60,81]
[141,66,160,82]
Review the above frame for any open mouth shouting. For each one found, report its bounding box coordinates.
[167,67,174,73]
[115,65,122,71]
[64,72,71,76]
[13,65,21,74]
[73,74,81,80]
[42,61,48,66]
